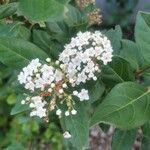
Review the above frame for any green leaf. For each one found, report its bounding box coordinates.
[105,25,122,54]
[0,23,30,40]
[142,68,150,86]
[120,39,142,70]
[91,82,150,129]
[101,56,134,87]
[65,5,82,25]
[11,95,29,115]
[32,29,62,59]
[18,0,66,22]
[46,21,70,43]
[142,122,150,150]
[0,2,18,19]
[135,11,150,65]
[60,101,89,150]
[86,80,105,103]
[112,129,136,150]
[32,29,51,52]
[0,37,48,69]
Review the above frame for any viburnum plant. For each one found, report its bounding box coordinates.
[0,0,150,150]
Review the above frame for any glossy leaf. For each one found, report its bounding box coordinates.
[87,80,105,103]
[0,37,48,69]
[0,23,30,40]
[101,56,135,87]
[11,95,29,115]
[19,0,65,22]
[112,129,136,150]
[120,39,142,70]
[91,82,150,129]
[32,29,62,59]
[142,122,150,150]
[60,101,89,150]
[135,11,150,65]
[105,26,122,54]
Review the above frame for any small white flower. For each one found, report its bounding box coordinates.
[36,73,40,78]
[56,109,62,116]
[63,131,71,139]
[73,91,78,96]
[59,89,64,94]
[51,83,55,88]
[55,70,63,82]
[69,79,74,84]
[71,109,77,115]
[26,97,30,101]
[48,88,52,92]
[75,89,89,101]
[55,60,60,65]
[93,76,97,81]
[62,83,67,88]
[21,100,25,105]
[29,103,35,108]
[65,111,70,116]
[46,58,51,62]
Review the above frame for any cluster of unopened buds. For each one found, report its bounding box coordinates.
[18,31,113,138]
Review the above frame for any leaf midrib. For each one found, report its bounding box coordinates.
[0,43,30,63]
[94,90,150,121]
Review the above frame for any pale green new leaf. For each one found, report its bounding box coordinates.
[91,82,150,129]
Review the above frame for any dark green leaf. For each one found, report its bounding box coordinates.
[120,39,142,70]
[91,82,150,129]
[135,11,150,65]
[142,68,150,86]
[60,101,89,150]
[11,95,29,115]
[0,2,18,19]
[112,129,136,150]
[0,23,30,40]
[64,4,87,29]
[101,56,135,87]
[141,122,150,150]
[0,37,48,69]
[46,21,70,43]
[87,80,105,103]
[32,29,62,59]
[19,0,65,22]
[105,26,122,54]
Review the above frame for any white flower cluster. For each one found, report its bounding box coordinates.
[17,31,113,140]
[22,96,47,118]
[18,58,63,92]
[59,31,113,86]
[18,58,90,119]
[73,89,89,101]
